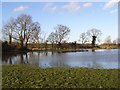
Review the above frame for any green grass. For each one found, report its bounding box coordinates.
[2,65,119,88]
[99,45,119,49]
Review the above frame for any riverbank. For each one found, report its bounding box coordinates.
[2,49,93,54]
[2,48,119,55]
[2,41,120,53]
[2,65,119,88]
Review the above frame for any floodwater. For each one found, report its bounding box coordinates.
[2,49,120,69]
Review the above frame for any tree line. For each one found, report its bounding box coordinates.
[2,14,119,50]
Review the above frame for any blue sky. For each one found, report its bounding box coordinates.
[2,1,118,43]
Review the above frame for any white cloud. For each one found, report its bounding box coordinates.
[83,3,93,7]
[50,6,57,11]
[104,0,119,9]
[13,6,28,12]
[43,3,57,12]
[62,2,80,12]
[110,9,118,14]
[44,3,53,9]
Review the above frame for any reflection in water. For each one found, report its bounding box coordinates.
[2,49,119,69]
[52,51,54,56]
[92,49,95,52]
[20,54,24,64]
[9,57,12,64]
[25,53,29,64]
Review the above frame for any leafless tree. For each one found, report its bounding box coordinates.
[113,39,117,44]
[14,14,32,47]
[41,32,47,44]
[2,18,16,44]
[79,33,88,44]
[54,24,70,49]
[54,24,70,44]
[12,14,41,48]
[47,32,56,43]
[29,22,41,45]
[104,36,111,44]
[47,32,56,49]
[87,28,102,47]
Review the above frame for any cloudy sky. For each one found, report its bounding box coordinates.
[1,0,119,43]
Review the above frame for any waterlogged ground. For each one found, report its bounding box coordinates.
[2,65,119,88]
[2,49,119,69]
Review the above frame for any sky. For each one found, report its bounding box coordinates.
[1,0,119,43]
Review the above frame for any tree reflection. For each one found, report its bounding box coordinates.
[20,52,29,64]
[2,52,18,64]
[9,57,12,64]
[92,49,95,52]
[2,50,117,69]
[45,52,48,56]
[52,51,54,55]
[20,54,24,64]
[25,53,29,64]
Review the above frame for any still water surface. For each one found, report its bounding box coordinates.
[2,49,120,69]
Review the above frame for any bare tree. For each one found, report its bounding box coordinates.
[47,32,56,49]
[12,14,41,48]
[54,24,70,48]
[11,14,32,48]
[41,33,47,44]
[113,39,117,44]
[54,24,70,49]
[47,32,56,44]
[87,28,102,47]
[72,41,77,50]
[28,22,41,45]
[104,36,111,44]
[79,33,88,44]
[2,18,16,44]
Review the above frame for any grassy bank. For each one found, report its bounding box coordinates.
[2,65,119,88]
[99,44,120,49]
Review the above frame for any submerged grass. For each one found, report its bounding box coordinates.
[2,65,119,88]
